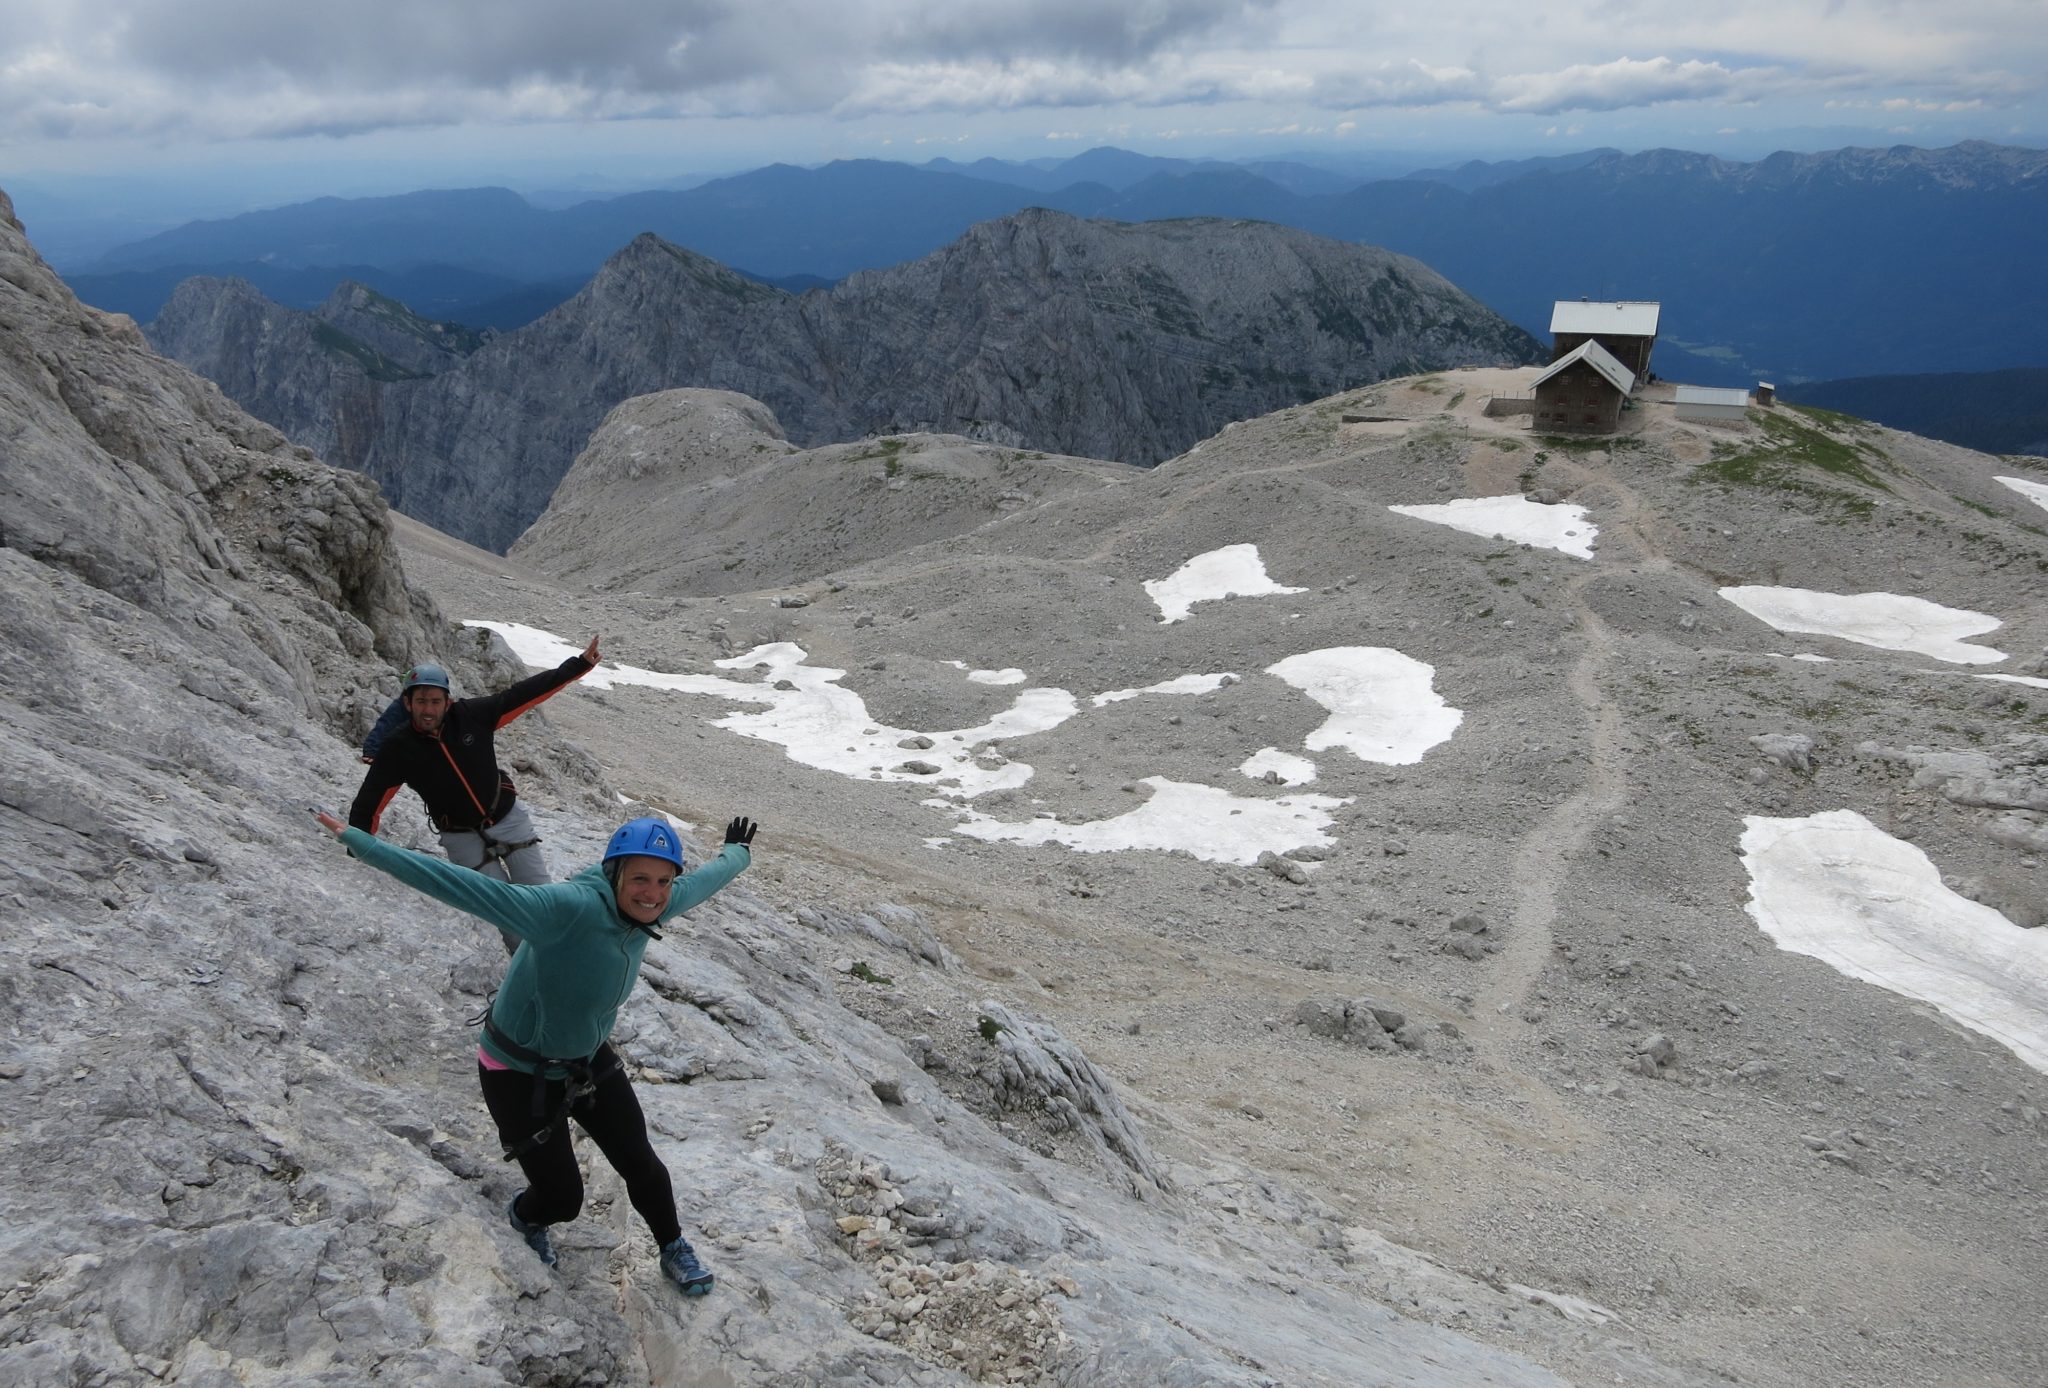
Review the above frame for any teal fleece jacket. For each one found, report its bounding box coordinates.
[339,826,749,1075]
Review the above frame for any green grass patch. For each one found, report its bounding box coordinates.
[850,437,910,473]
[1691,408,1895,515]
[1784,401,1865,430]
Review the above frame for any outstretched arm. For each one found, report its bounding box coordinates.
[661,817,757,921]
[472,635,601,730]
[314,810,577,946]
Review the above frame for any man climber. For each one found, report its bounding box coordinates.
[347,636,599,954]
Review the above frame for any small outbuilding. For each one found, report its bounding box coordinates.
[1550,300,1661,380]
[1531,339,1636,434]
[1673,384,1751,424]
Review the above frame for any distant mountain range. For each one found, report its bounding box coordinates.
[1785,367,2048,458]
[71,140,2048,389]
[145,209,1542,552]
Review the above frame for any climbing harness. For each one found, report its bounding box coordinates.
[481,1014,620,1162]
[476,831,541,879]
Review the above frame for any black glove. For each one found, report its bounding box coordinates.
[724,816,758,847]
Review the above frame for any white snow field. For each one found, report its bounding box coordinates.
[1266,647,1464,765]
[1143,543,1307,623]
[1388,494,1598,559]
[1718,585,2009,664]
[1741,811,2047,1074]
[1996,475,2048,513]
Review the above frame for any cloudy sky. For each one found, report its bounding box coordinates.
[2,1,2043,205]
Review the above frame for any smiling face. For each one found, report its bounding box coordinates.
[404,686,451,734]
[611,854,677,925]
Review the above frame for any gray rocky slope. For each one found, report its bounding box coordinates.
[0,193,1657,1386]
[419,370,2048,1388]
[147,208,1542,552]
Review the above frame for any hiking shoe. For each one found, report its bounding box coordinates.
[660,1234,715,1296]
[507,1193,558,1267]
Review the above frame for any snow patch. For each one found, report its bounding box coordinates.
[1720,587,2007,665]
[1144,544,1306,624]
[1266,647,1463,765]
[950,777,1348,865]
[1389,494,1597,559]
[1740,810,2048,1075]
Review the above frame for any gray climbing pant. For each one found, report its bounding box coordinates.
[440,801,547,957]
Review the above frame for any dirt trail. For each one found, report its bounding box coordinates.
[1463,452,1671,1140]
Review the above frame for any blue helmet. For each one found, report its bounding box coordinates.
[400,662,452,695]
[603,817,685,870]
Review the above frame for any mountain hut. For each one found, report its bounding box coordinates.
[1550,299,1661,380]
[1531,339,1636,434]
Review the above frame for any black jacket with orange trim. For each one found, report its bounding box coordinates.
[348,654,594,835]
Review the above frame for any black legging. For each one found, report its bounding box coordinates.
[478,1044,683,1248]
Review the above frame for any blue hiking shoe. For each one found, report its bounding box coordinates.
[508,1193,557,1267]
[660,1234,715,1296]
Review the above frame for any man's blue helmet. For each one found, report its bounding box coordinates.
[603,817,685,870]
[400,662,452,695]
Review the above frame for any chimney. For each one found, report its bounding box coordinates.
[1756,382,1776,406]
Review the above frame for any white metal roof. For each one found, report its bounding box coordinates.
[1674,385,1750,407]
[1531,339,1637,396]
[1550,300,1661,337]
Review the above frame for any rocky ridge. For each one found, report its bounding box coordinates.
[511,389,1141,596]
[1,187,1647,1387]
[147,208,1543,551]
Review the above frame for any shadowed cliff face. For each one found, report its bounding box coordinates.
[148,208,1542,552]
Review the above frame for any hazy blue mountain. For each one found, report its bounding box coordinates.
[1401,150,1621,191]
[1293,141,2048,382]
[63,260,578,328]
[919,156,1077,191]
[1086,168,1310,223]
[557,160,1095,278]
[924,149,1413,196]
[1042,146,1228,190]
[85,141,2048,384]
[1784,367,2048,457]
[1231,160,1379,196]
[89,187,567,275]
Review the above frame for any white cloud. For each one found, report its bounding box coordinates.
[1492,57,1764,115]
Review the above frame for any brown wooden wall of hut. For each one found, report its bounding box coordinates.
[1533,361,1625,434]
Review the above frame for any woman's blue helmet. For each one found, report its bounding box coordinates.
[603,817,685,870]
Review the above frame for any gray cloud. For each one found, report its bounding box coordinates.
[891,0,1281,67]
[0,0,2041,146]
